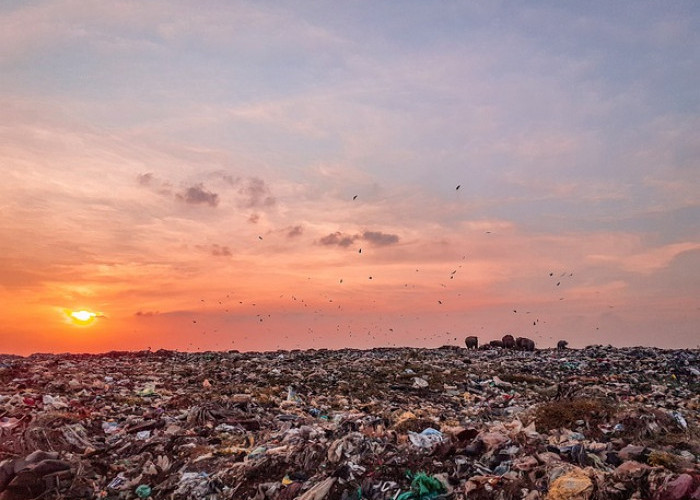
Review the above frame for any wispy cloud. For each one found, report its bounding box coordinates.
[588,242,700,275]
[237,177,275,209]
[137,172,154,186]
[196,244,232,257]
[287,225,304,238]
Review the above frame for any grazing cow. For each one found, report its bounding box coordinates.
[489,340,504,348]
[465,336,479,350]
[515,336,536,351]
[557,340,569,350]
[526,338,536,351]
[502,334,516,349]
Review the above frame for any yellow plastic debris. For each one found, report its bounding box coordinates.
[546,468,593,500]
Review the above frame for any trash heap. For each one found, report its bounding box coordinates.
[0,345,698,499]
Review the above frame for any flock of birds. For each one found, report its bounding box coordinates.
[178,185,591,352]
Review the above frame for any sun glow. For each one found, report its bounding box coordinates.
[66,309,99,326]
[72,310,95,321]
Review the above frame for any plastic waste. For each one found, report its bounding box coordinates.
[102,421,120,434]
[546,468,593,500]
[297,477,336,500]
[107,473,127,490]
[397,471,446,500]
[135,484,152,498]
[670,411,688,430]
[136,430,151,440]
[0,417,21,430]
[412,377,429,388]
[137,383,157,397]
[408,427,444,449]
[0,346,697,499]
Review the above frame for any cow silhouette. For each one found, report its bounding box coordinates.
[515,337,535,351]
[502,334,515,349]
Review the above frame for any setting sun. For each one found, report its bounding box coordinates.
[68,310,98,326]
[71,311,95,321]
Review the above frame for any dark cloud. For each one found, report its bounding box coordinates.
[287,225,303,238]
[318,230,400,247]
[319,232,359,247]
[239,177,275,208]
[137,172,154,186]
[211,244,232,257]
[135,310,159,317]
[362,231,400,246]
[176,183,219,207]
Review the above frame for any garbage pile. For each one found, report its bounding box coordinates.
[0,345,698,499]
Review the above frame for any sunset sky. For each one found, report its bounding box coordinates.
[1,1,698,354]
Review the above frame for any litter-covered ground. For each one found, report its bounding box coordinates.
[1,345,698,499]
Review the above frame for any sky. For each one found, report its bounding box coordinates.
[1,1,698,354]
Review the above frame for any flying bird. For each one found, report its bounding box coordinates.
[456,185,461,190]
[353,195,358,200]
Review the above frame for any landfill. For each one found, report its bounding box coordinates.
[0,345,698,499]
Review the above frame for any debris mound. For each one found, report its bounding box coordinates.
[0,345,698,499]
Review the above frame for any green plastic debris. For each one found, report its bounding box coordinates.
[135,484,152,498]
[397,471,446,500]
